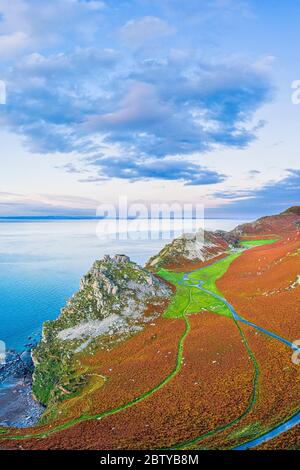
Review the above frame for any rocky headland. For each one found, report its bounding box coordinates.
[32,254,172,407]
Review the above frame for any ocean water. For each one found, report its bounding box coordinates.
[0,218,249,352]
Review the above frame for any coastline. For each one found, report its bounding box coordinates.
[0,350,44,428]
[0,377,44,428]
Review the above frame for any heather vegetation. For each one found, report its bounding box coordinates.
[0,212,299,450]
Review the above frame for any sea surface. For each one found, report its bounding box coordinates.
[0,218,250,352]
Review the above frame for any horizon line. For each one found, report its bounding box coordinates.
[0,215,248,221]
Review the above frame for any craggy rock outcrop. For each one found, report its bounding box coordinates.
[32,255,171,406]
[214,230,240,247]
[146,230,229,270]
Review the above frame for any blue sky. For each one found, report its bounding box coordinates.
[0,0,300,218]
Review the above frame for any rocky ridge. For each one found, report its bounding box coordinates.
[146,229,230,270]
[231,206,300,237]
[32,254,171,406]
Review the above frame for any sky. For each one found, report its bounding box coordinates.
[0,0,300,219]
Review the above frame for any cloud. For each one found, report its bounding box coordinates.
[210,169,300,217]
[0,0,273,186]
[82,155,226,186]
[120,16,175,44]
[86,81,169,130]
[56,162,86,174]
[21,47,119,75]
[79,0,106,11]
[0,31,30,58]
[83,57,272,160]
[2,46,120,152]
[0,0,107,57]
[0,190,98,216]
[248,169,261,176]
[1,43,272,166]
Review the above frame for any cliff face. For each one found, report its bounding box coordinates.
[146,230,229,270]
[32,255,171,406]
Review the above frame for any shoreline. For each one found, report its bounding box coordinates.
[0,349,44,428]
[0,377,44,428]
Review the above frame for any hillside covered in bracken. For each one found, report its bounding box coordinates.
[0,207,300,450]
[232,206,300,237]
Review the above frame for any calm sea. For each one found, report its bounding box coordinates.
[0,218,249,351]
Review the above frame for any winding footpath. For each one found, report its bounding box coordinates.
[0,293,193,441]
[178,255,300,449]
[0,248,299,449]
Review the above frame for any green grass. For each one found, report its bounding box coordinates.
[159,239,278,319]
[240,239,278,248]
[158,253,241,319]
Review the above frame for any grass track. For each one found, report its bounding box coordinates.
[0,294,193,441]
[168,270,260,450]
[158,253,241,319]
[172,319,260,449]
[240,239,278,248]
